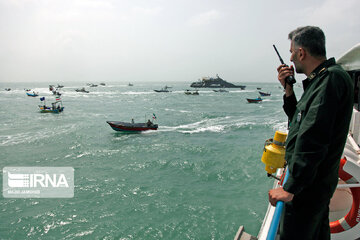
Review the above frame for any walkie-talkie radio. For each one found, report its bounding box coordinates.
[273,44,296,85]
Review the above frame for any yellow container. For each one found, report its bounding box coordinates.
[261,131,287,174]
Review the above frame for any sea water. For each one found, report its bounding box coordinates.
[0,82,302,239]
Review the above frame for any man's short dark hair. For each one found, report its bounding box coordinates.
[288,26,326,58]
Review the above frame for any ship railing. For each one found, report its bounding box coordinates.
[266,168,289,240]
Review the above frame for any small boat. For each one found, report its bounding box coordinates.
[106,121,158,132]
[5,88,11,91]
[87,83,97,87]
[38,97,64,113]
[184,90,199,95]
[257,87,262,90]
[128,83,133,86]
[75,87,89,93]
[100,83,106,86]
[26,91,39,97]
[213,89,229,92]
[259,91,271,96]
[51,89,61,96]
[246,97,262,103]
[57,84,64,88]
[154,86,171,92]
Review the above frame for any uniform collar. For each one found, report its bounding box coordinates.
[302,58,336,90]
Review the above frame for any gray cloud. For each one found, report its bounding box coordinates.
[0,0,359,83]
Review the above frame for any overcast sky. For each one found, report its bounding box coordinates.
[0,0,359,83]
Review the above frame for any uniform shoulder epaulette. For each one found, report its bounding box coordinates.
[318,67,327,75]
[309,67,328,80]
[317,67,328,78]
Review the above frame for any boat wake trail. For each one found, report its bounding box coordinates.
[159,116,286,134]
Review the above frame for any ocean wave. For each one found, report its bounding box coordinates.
[164,108,191,113]
[0,124,78,146]
[179,125,225,134]
[272,121,288,132]
[121,91,154,95]
[230,90,255,93]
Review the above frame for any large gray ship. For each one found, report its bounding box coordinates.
[190,74,246,89]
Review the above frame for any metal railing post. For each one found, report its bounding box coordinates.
[266,168,289,240]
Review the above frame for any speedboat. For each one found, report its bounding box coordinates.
[38,97,64,113]
[184,90,199,95]
[75,87,89,93]
[26,91,39,97]
[52,89,61,96]
[259,91,271,96]
[246,97,262,103]
[154,86,172,92]
[106,121,158,132]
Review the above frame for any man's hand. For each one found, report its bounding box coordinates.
[277,64,295,97]
[268,187,294,207]
[277,64,294,86]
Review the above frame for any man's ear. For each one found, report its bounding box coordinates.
[298,47,306,61]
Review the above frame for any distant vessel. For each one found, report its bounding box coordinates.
[154,86,172,92]
[75,87,89,93]
[128,83,133,86]
[184,90,199,95]
[259,91,271,96]
[26,91,39,97]
[106,121,158,132]
[49,85,61,95]
[49,85,62,95]
[190,74,246,89]
[246,97,262,103]
[52,90,61,96]
[38,97,64,113]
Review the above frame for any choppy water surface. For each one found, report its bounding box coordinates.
[0,82,302,239]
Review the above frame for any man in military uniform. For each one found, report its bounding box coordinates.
[268,26,354,239]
